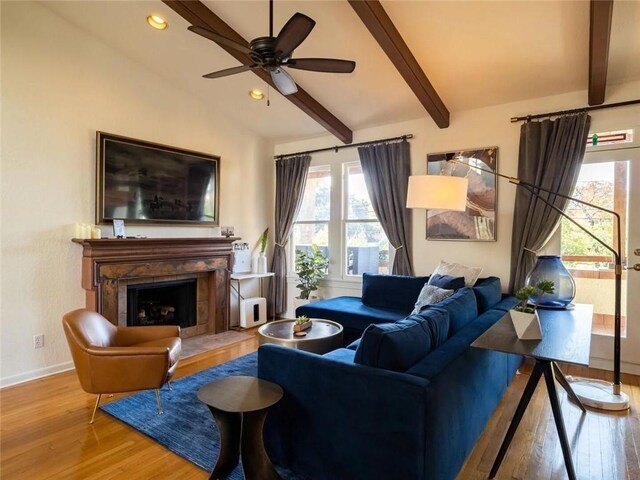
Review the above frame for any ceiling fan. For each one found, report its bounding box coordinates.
[187,0,356,96]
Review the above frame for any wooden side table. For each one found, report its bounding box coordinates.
[198,376,283,480]
[471,304,593,480]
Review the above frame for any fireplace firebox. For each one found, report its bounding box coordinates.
[127,279,197,329]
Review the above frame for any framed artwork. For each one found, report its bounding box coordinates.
[426,147,498,241]
[112,219,126,238]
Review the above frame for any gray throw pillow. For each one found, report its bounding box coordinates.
[411,284,454,315]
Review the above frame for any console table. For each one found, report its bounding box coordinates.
[472,304,593,480]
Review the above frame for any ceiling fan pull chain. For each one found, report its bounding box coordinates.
[267,85,271,107]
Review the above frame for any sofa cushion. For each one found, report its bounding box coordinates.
[296,296,407,333]
[361,273,430,311]
[433,260,482,287]
[424,287,478,336]
[491,295,520,312]
[428,274,466,290]
[411,284,454,314]
[354,311,449,372]
[472,277,503,313]
[413,308,450,347]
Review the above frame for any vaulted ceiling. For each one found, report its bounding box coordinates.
[44,1,640,143]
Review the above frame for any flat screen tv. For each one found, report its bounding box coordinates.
[96,132,220,225]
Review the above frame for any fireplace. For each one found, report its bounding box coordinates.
[127,279,197,328]
[73,237,236,337]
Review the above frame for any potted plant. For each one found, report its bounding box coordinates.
[294,245,328,308]
[293,315,312,332]
[511,280,555,339]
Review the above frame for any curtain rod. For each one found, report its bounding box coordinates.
[274,134,413,160]
[511,99,640,123]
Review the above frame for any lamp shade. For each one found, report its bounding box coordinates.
[406,175,469,211]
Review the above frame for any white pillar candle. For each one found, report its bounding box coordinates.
[91,226,101,239]
[74,223,83,239]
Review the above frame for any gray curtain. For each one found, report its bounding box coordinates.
[509,113,591,292]
[269,155,311,315]
[358,139,414,275]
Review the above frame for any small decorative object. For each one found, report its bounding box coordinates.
[257,228,269,274]
[510,280,555,340]
[112,219,126,238]
[295,245,329,301]
[232,242,252,273]
[294,331,308,337]
[293,315,312,332]
[525,255,575,309]
[221,226,234,237]
[426,147,498,241]
[91,226,102,239]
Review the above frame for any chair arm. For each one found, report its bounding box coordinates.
[115,325,180,346]
[87,347,170,393]
[87,345,171,356]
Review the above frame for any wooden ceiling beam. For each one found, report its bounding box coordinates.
[163,0,353,143]
[348,0,449,128]
[588,0,614,106]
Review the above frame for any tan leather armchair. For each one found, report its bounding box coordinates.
[63,309,181,423]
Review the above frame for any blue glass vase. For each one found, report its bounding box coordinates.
[525,255,575,309]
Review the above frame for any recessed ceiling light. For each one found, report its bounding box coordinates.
[147,15,168,30]
[249,89,265,100]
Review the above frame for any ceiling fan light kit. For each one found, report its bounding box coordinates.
[188,0,355,97]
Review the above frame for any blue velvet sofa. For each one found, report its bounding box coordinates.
[258,275,521,480]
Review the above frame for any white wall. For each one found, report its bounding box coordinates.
[275,79,640,373]
[0,2,274,386]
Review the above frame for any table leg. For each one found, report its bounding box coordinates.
[552,362,587,413]
[544,362,577,480]
[207,406,241,480]
[489,361,545,479]
[240,408,281,480]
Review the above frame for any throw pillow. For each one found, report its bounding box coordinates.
[411,284,454,315]
[427,273,466,290]
[354,316,440,372]
[432,260,482,287]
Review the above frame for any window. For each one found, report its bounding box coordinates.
[344,163,390,276]
[560,160,628,336]
[291,161,390,279]
[291,166,330,263]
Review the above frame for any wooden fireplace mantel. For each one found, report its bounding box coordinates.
[73,237,238,333]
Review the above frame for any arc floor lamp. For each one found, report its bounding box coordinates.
[407,157,629,411]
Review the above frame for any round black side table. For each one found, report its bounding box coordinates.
[197,375,283,480]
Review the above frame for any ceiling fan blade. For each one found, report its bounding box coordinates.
[203,65,255,79]
[270,68,298,96]
[287,58,356,73]
[188,25,253,56]
[274,13,316,59]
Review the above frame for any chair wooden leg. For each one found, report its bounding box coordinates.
[90,394,102,424]
[155,389,163,415]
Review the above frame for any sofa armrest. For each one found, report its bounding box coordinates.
[258,344,430,480]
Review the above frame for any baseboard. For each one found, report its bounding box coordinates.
[588,357,640,376]
[0,361,74,389]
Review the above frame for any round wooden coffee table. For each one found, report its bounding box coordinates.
[258,319,343,354]
[197,376,283,480]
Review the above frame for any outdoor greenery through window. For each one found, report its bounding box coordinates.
[561,161,628,269]
[291,161,390,278]
[291,165,330,268]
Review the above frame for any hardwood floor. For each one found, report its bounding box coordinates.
[1,336,638,479]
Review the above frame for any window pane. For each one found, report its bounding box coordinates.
[296,166,331,222]
[345,222,389,275]
[292,223,329,263]
[346,163,376,220]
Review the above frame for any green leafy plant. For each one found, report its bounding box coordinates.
[295,315,310,325]
[514,280,555,313]
[258,228,269,254]
[295,245,329,300]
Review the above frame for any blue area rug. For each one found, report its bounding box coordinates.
[101,352,302,479]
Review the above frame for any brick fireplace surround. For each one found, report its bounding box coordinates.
[72,237,237,338]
